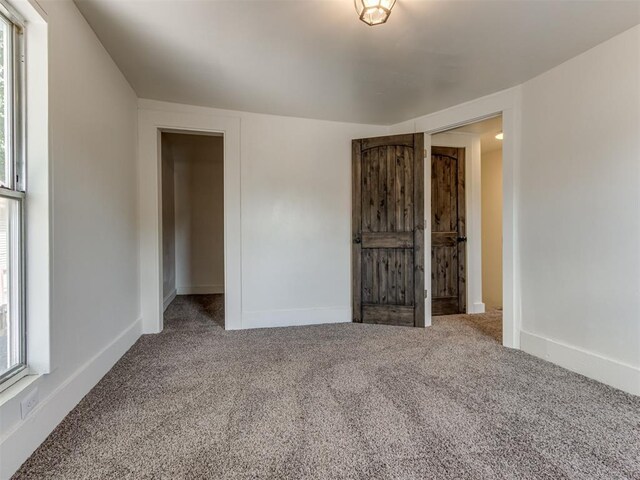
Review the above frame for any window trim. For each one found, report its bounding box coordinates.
[0,4,26,390]
[12,8,25,193]
[0,1,25,30]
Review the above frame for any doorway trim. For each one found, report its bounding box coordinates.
[396,88,521,348]
[138,99,242,333]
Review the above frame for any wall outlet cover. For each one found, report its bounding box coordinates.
[21,387,39,419]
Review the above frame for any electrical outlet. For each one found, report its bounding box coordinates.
[21,388,39,419]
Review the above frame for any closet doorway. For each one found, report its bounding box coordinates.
[161,131,225,328]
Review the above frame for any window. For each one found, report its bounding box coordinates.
[0,5,24,388]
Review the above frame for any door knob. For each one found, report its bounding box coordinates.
[457,236,467,243]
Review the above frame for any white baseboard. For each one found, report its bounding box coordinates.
[468,302,486,314]
[163,289,177,311]
[241,306,351,330]
[176,284,224,295]
[520,330,640,396]
[0,317,142,479]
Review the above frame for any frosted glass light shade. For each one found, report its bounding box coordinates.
[354,0,397,26]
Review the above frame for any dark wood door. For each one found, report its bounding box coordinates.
[431,146,466,315]
[352,134,425,327]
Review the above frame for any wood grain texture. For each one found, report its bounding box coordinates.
[359,134,415,150]
[361,232,413,248]
[362,304,414,326]
[352,134,425,327]
[431,146,466,316]
[431,297,459,316]
[413,134,425,327]
[352,140,363,322]
[457,148,467,314]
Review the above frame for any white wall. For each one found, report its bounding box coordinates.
[138,99,388,331]
[389,25,640,394]
[518,26,640,384]
[170,133,224,295]
[481,149,503,309]
[0,1,140,477]
[239,113,387,327]
[161,134,176,304]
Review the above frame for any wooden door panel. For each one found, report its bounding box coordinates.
[353,134,424,327]
[432,297,460,316]
[362,249,414,306]
[362,146,414,234]
[361,232,413,249]
[432,245,456,296]
[362,305,414,326]
[431,146,466,316]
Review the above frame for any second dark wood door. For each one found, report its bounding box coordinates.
[352,134,425,327]
[431,146,466,315]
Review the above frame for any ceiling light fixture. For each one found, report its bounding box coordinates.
[495,132,504,140]
[354,0,397,26]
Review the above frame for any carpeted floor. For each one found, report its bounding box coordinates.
[14,295,640,479]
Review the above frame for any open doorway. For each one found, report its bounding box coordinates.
[429,115,503,342]
[161,131,225,329]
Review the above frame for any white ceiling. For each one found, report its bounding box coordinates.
[448,115,503,154]
[74,0,640,125]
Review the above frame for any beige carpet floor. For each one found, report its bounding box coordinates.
[13,295,640,479]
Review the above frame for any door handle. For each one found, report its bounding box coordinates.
[354,235,361,244]
[457,236,467,243]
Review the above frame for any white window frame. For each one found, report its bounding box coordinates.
[0,1,26,391]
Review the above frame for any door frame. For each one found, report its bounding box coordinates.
[403,89,520,349]
[138,100,242,333]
